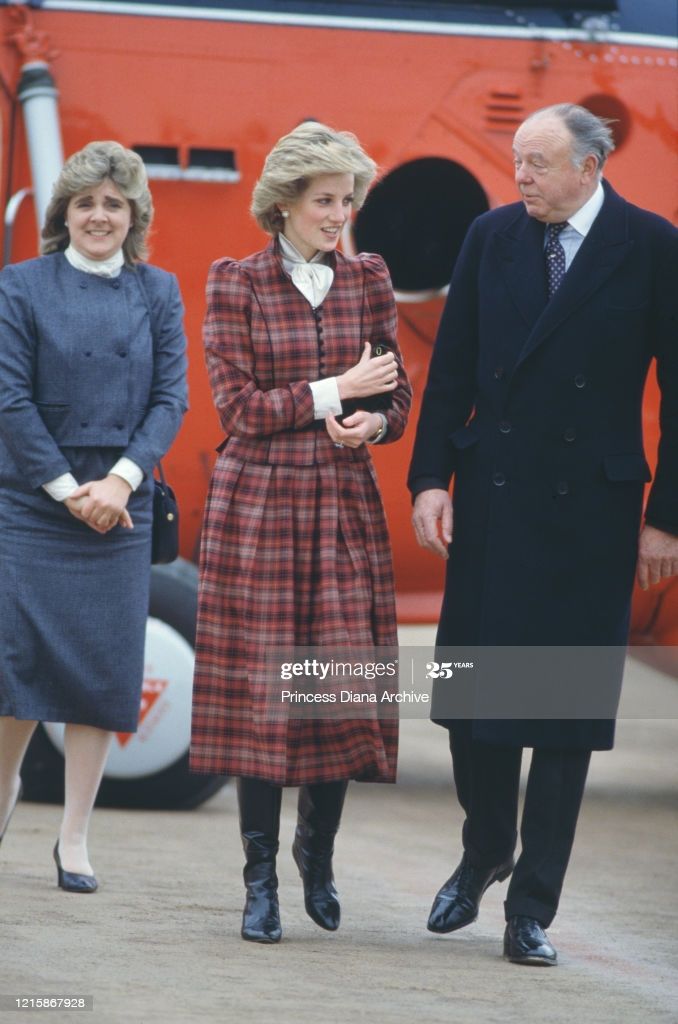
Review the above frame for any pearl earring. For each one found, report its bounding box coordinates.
[281,211,289,218]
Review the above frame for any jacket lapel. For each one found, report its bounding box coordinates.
[515,182,634,368]
[494,210,549,331]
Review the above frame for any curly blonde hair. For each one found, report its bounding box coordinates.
[41,141,153,264]
[251,121,377,235]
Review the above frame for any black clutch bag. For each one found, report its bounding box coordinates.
[152,461,179,564]
[338,342,394,420]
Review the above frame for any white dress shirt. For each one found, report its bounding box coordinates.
[545,180,605,270]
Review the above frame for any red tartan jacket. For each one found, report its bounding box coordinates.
[204,238,411,466]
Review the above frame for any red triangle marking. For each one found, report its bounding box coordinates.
[116,676,170,747]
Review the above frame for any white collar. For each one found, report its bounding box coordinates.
[65,244,124,278]
[567,180,605,237]
[278,233,334,308]
[278,232,330,266]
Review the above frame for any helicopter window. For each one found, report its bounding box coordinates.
[186,148,239,182]
[353,157,488,295]
[132,145,240,183]
[133,146,181,179]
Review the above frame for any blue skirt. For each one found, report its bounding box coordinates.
[0,448,153,732]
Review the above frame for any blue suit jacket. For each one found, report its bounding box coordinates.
[0,253,188,489]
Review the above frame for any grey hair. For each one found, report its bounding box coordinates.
[251,121,377,235]
[523,103,615,174]
[41,141,153,263]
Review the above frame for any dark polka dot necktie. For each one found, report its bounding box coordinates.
[545,221,568,298]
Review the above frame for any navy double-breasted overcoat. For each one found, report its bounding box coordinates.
[408,182,678,749]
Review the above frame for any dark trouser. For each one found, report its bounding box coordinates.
[448,723,591,927]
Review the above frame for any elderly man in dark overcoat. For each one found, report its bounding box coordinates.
[408,103,678,965]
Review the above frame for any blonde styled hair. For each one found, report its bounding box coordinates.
[251,121,377,235]
[41,141,153,264]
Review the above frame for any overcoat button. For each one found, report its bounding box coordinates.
[492,472,506,487]
[563,427,576,442]
[574,374,587,388]
[118,351,128,358]
[84,351,92,357]
[556,481,569,495]
[494,367,505,380]
[499,420,511,434]
[80,421,88,428]
[115,424,123,430]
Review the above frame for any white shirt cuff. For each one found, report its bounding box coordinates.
[309,377,342,419]
[43,473,79,501]
[109,457,144,491]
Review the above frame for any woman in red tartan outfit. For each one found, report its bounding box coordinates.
[191,122,411,943]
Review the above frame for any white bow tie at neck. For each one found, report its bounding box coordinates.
[289,262,334,309]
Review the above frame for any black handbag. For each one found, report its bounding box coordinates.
[338,342,394,420]
[337,262,396,422]
[135,274,181,565]
[152,461,179,564]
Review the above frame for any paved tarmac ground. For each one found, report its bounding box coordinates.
[2,637,677,1024]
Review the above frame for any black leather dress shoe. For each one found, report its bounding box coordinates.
[427,853,514,933]
[53,842,98,894]
[503,915,557,965]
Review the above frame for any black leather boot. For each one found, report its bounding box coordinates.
[292,781,348,931]
[237,777,283,944]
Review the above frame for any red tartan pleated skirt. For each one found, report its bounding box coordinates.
[190,452,399,785]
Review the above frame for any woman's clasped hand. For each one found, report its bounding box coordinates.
[65,475,134,532]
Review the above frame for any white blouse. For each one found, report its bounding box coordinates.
[278,233,387,441]
[278,233,342,419]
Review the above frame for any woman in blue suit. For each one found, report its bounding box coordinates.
[0,141,188,891]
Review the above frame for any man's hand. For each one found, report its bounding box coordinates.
[412,488,453,559]
[636,524,678,590]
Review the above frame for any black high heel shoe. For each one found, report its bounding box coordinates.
[0,781,23,846]
[53,841,98,894]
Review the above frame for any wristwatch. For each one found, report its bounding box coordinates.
[367,413,387,445]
